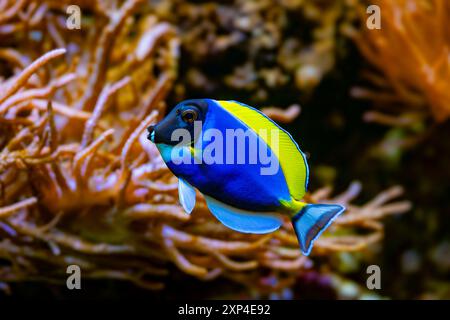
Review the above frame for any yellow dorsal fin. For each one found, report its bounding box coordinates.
[217,100,308,200]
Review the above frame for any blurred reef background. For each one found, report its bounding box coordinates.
[0,0,448,299]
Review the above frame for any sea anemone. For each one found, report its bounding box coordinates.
[350,0,450,124]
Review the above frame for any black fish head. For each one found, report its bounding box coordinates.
[147,99,209,146]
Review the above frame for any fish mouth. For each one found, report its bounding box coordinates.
[147,125,155,142]
[148,131,155,142]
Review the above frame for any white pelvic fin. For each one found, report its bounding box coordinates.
[178,178,196,214]
[204,195,283,234]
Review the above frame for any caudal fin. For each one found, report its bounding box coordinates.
[292,204,345,256]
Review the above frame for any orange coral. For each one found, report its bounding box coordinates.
[0,0,410,295]
[351,0,450,123]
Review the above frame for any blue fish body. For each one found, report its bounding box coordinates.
[148,99,345,255]
[161,100,290,212]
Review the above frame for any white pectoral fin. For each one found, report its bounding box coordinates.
[178,178,196,214]
[204,195,283,234]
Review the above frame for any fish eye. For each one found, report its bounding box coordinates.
[181,108,198,124]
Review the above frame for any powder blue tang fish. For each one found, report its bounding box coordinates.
[147,99,345,255]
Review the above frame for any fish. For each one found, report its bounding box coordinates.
[147,99,345,255]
